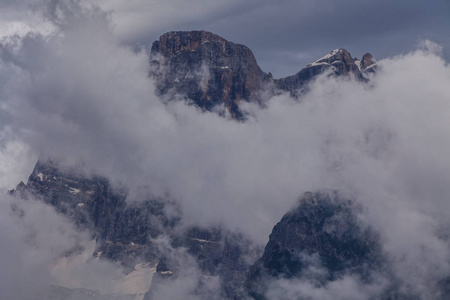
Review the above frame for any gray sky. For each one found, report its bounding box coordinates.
[1,1,450,298]
[95,0,450,77]
[1,0,449,77]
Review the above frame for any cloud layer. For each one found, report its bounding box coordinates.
[1,1,450,299]
[2,0,450,77]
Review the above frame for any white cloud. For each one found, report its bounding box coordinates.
[1,1,450,298]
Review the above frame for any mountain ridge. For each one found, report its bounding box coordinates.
[6,30,387,299]
[149,30,376,118]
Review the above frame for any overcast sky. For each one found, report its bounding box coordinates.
[1,1,450,299]
[1,0,449,77]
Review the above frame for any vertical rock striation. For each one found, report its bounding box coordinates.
[150,30,273,119]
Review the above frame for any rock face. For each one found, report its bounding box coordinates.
[11,160,260,299]
[246,191,385,299]
[150,30,273,119]
[360,52,378,73]
[275,48,364,96]
[150,31,376,118]
[12,160,172,266]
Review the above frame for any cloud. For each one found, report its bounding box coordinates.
[1,1,450,298]
[0,134,36,190]
[0,193,85,299]
[265,274,390,300]
[80,0,450,77]
[0,191,153,299]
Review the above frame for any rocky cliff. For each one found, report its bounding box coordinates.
[245,191,388,299]
[275,48,364,96]
[11,160,260,299]
[150,30,273,119]
[150,31,376,118]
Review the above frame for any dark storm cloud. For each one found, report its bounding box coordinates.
[92,0,450,77]
[2,1,449,77]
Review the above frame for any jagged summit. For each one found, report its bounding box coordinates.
[149,30,376,117]
[360,52,377,71]
[307,48,352,68]
[275,48,365,96]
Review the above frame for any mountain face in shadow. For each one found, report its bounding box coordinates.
[150,30,375,118]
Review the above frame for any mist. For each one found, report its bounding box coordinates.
[1,1,450,299]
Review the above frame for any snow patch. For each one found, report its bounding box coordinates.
[77,203,85,208]
[307,61,330,67]
[192,238,219,244]
[364,63,377,70]
[307,49,341,67]
[37,173,44,181]
[69,187,81,194]
[160,271,173,275]
[330,49,340,55]
[314,48,340,62]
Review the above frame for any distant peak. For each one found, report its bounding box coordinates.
[306,48,352,68]
[360,52,377,70]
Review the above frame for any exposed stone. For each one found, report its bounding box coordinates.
[246,190,386,299]
[11,159,260,299]
[150,31,376,116]
[360,53,375,70]
[275,48,363,97]
[150,30,273,119]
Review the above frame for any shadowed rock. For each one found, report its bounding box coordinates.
[150,31,376,118]
[150,30,273,119]
[246,191,387,299]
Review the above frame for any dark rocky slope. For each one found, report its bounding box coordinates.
[275,48,372,96]
[246,191,388,299]
[10,160,260,299]
[150,30,273,119]
[150,31,376,118]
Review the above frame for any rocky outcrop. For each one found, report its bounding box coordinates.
[275,48,364,96]
[150,30,273,119]
[360,52,377,73]
[11,160,260,299]
[246,191,386,299]
[144,226,260,300]
[150,31,377,118]
[11,160,173,266]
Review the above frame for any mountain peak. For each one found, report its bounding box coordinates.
[275,48,364,96]
[151,30,228,59]
[149,31,376,117]
[150,30,271,119]
[306,48,352,67]
[360,52,377,71]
